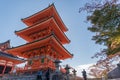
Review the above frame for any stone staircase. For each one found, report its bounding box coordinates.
[1,72,67,80]
[1,73,81,80]
[1,73,37,80]
[1,70,79,80]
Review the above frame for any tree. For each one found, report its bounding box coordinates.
[89,54,120,78]
[80,0,120,77]
[80,0,120,55]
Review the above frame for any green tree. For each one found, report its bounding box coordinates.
[80,0,120,77]
[80,0,120,55]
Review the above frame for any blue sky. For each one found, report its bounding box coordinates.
[0,0,104,70]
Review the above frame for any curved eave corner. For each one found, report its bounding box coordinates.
[63,53,73,60]
[20,4,54,26]
[21,4,68,32]
[52,4,68,32]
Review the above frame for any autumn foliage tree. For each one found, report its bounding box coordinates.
[80,0,120,77]
[89,54,120,78]
[80,0,120,55]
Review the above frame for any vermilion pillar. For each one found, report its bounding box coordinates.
[2,61,7,75]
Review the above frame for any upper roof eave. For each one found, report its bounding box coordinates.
[21,4,68,32]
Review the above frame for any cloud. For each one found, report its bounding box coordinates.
[75,63,95,78]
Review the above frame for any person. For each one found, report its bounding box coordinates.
[45,68,50,80]
[82,69,87,80]
[37,70,42,80]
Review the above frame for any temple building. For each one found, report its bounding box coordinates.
[107,63,120,79]
[6,4,73,73]
[0,40,10,51]
[0,40,24,76]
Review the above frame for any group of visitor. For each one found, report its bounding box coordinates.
[36,68,50,80]
[36,68,87,80]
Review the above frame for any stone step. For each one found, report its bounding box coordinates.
[2,74,37,80]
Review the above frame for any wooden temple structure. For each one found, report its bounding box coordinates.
[0,40,24,76]
[6,4,73,73]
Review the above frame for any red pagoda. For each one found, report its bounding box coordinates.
[6,4,73,72]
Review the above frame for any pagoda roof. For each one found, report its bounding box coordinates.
[0,40,10,46]
[0,51,24,64]
[15,17,70,44]
[21,4,68,32]
[107,65,120,79]
[6,35,73,59]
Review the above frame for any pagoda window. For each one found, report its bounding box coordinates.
[28,27,51,41]
[41,57,45,64]
[49,52,52,56]
[21,45,48,58]
[28,60,33,66]
[28,54,31,58]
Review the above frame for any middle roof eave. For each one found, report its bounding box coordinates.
[16,17,70,44]
[6,35,72,59]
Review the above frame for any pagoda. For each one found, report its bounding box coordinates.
[6,4,73,72]
[0,40,24,76]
